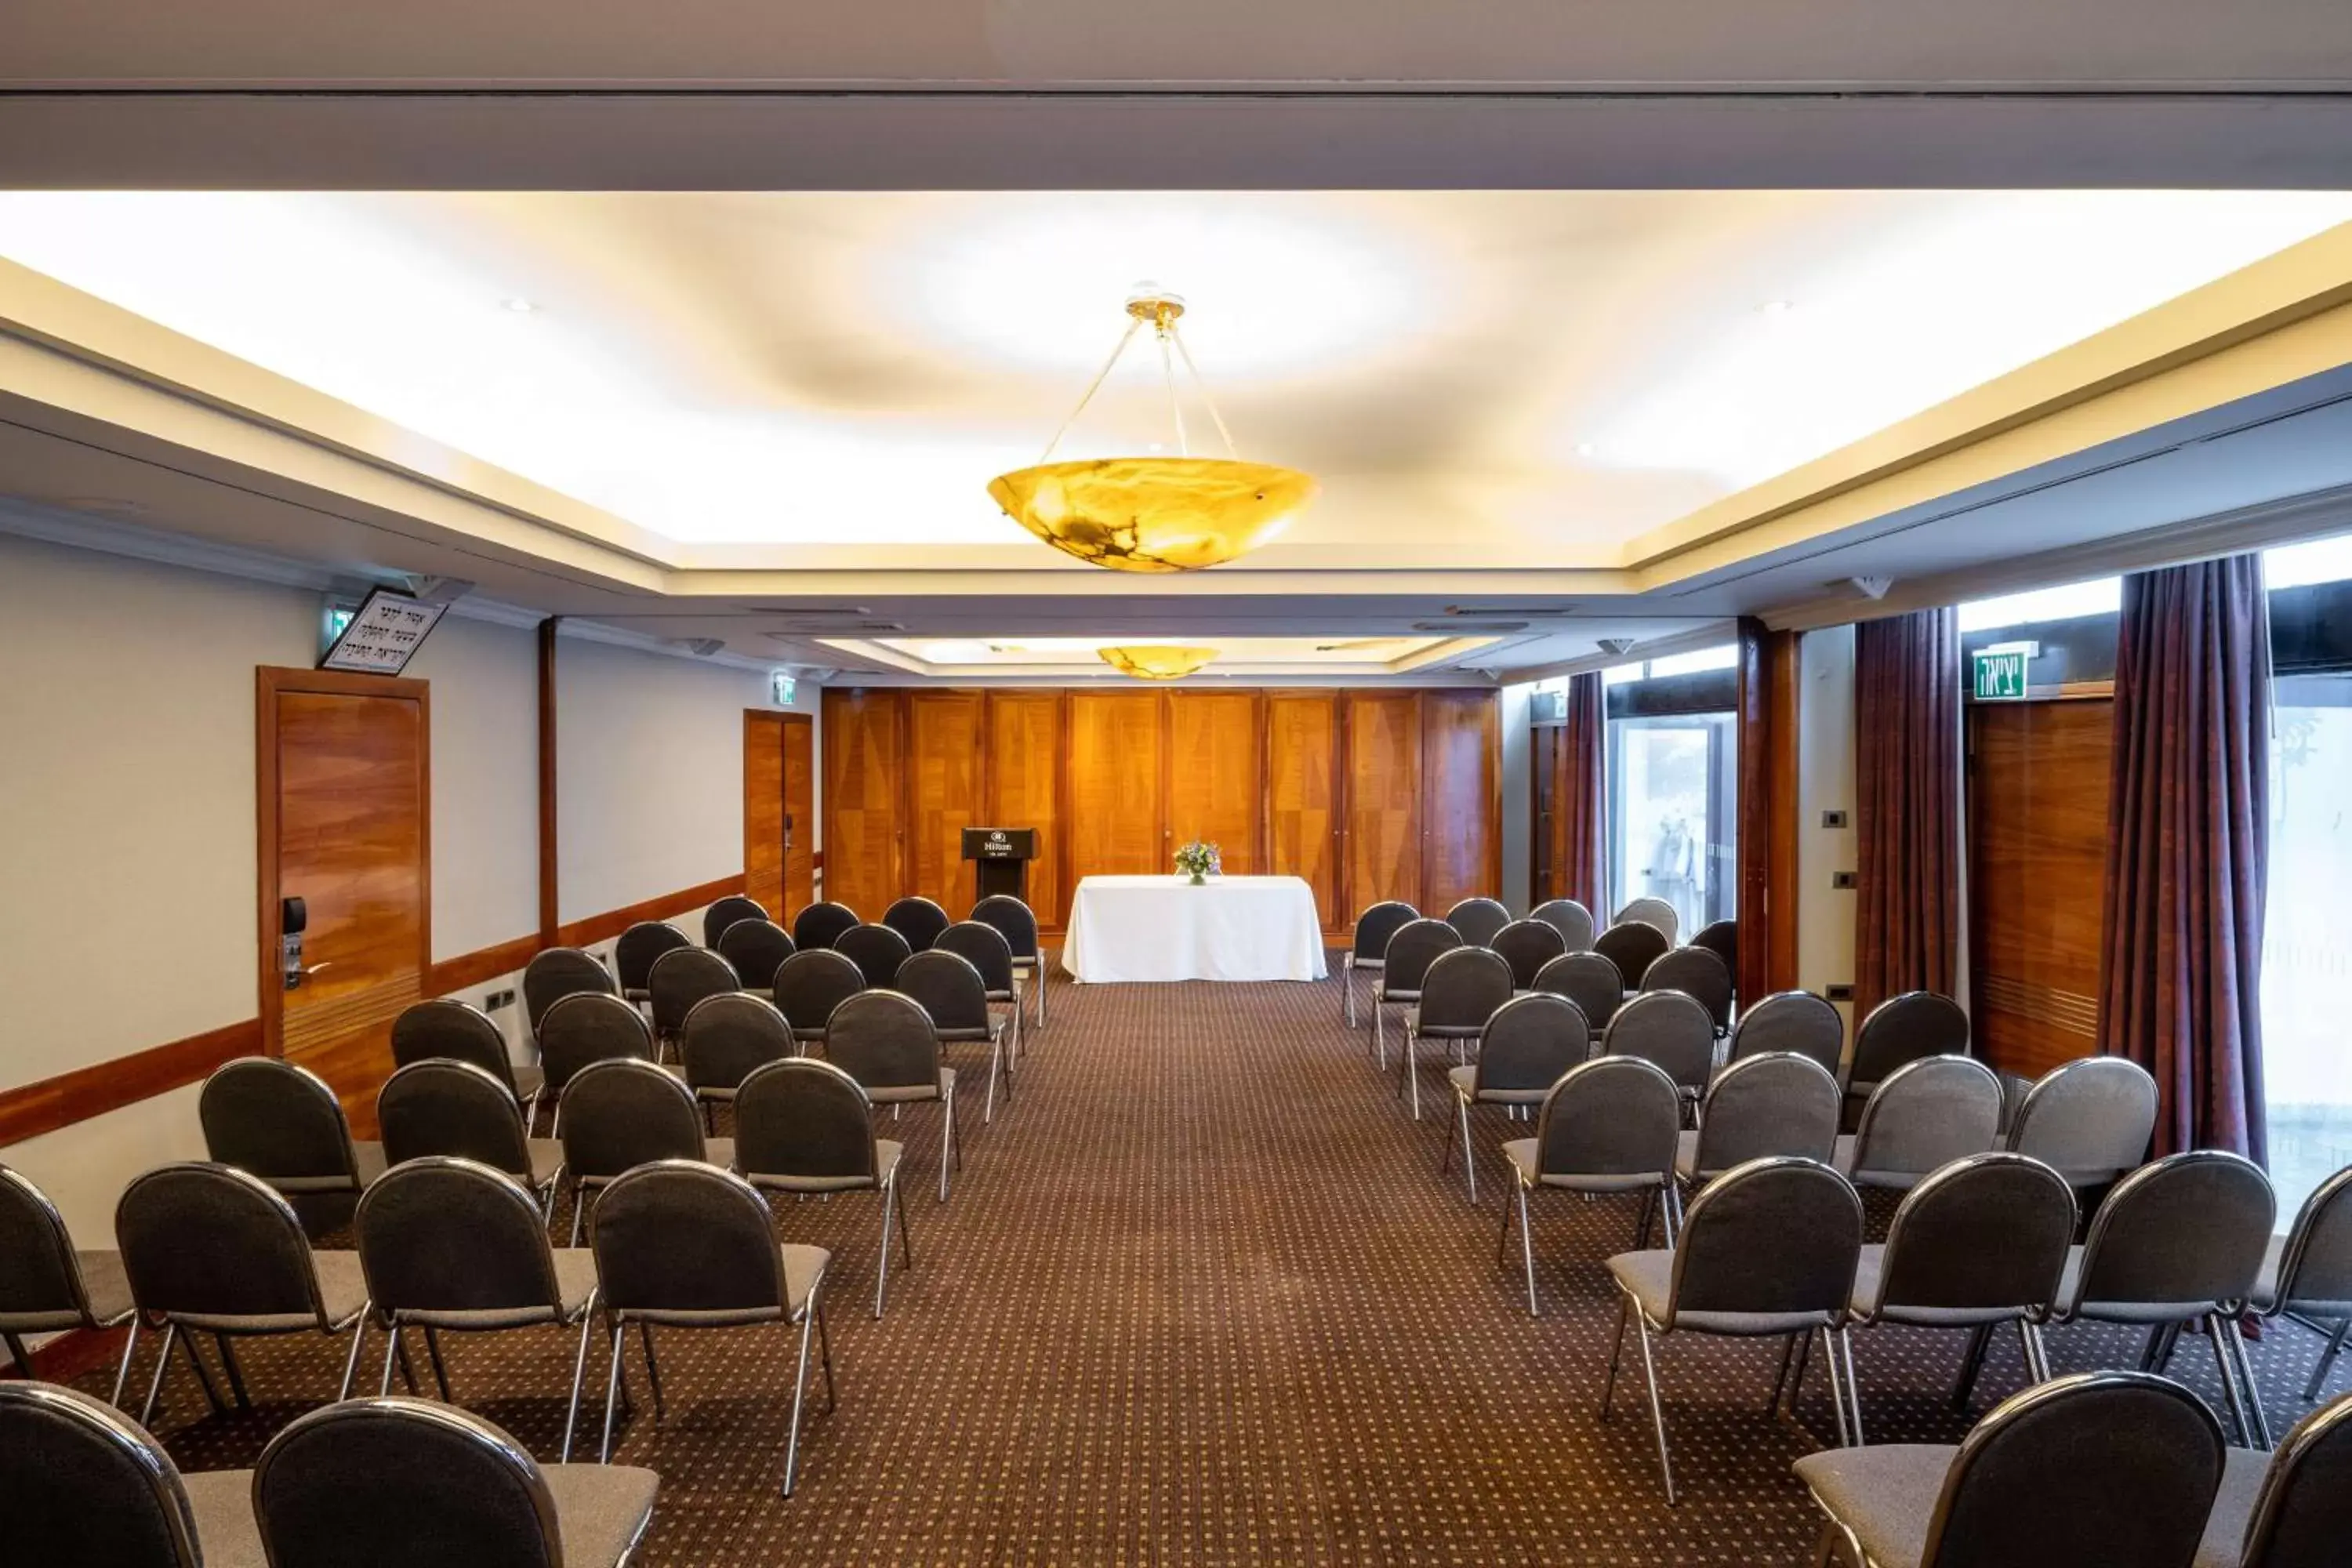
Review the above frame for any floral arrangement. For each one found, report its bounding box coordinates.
[1174,839,1222,884]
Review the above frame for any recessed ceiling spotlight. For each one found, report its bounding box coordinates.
[499,297,537,314]
[1760,299,1795,315]
[1573,441,1597,458]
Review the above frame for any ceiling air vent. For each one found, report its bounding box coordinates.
[1411,620,1527,633]
[1442,604,1575,617]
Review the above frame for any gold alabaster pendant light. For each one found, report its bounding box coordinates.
[1098,645,1218,681]
[988,287,1317,572]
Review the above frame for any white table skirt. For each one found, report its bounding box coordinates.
[1061,875,1330,983]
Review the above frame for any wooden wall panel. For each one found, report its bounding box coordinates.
[1421,689,1501,910]
[820,689,907,919]
[1265,691,1341,929]
[742,711,785,921]
[1068,691,1167,880]
[985,692,1067,929]
[907,690,989,916]
[781,713,815,921]
[1968,698,2114,1080]
[1531,724,1564,906]
[1167,691,1265,875]
[1343,692,1423,916]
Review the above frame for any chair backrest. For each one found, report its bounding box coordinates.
[2271,1163,2352,1317]
[1668,1156,1862,1323]
[935,920,1017,995]
[0,1381,202,1567]
[2005,1056,2158,1185]
[822,989,943,1094]
[2072,1149,2275,1313]
[533,991,655,1096]
[117,1162,326,1326]
[701,894,769,949]
[389,999,519,1096]
[1528,898,1595,954]
[253,1396,567,1568]
[715,918,797,993]
[1689,919,1737,983]
[968,895,1041,961]
[1530,951,1624,1036]
[1592,920,1670,989]
[521,946,615,1033]
[198,1056,361,1192]
[376,1059,532,1178]
[734,1058,880,1186]
[1490,918,1568,989]
[896,949,993,1034]
[648,946,741,1036]
[1414,946,1515,1033]
[0,1163,98,1328]
[1600,989,1717,1094]
[1873,1152,2078,1316]
[1380,918,1464,996]
[791,900,861,952]
[354,1158,562,1322]
[556,1058,708,1181]
[1690,1053,1841,1176]
[680,992,795,1095]
[837,922,916,989]
[612,920,693,993]
[1848,1056,2005,1182]
[2235,1388,2352,1568]
[1641,945,1733,1032]
[774,948,868,1037]
[1349,900,1420,961]
[1727,989,1845,1074]
[1918,1371,2223,1568]
[1850,990,1971,1088]
[1614,896,1680,945]
[1532,1055,1682,1181]
[1444,898,1513,948]
[882,895,953,954]
[1471,994,1588,1096]
[590,1160,786,1316]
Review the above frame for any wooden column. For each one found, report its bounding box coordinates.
[536,615,560,945]
[1735,619,1802,1001]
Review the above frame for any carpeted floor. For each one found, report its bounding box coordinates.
[97,975,2347,1565]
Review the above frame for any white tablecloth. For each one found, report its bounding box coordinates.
[1061,875,1330,983]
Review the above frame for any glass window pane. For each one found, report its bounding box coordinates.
[2263,672,2352,1222]
[1957,576,2122,633]
[1608,711,1737,931]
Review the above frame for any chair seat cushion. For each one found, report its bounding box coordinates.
[2250,1232,2352,1317]
[1500,1139,1664,1194]
[2056,1246,2239,1323]
[1349,956,1385,972]
[1674,1129,1700,1180]
[869,1067,955,1105]
[545,1463,662,1566]
[396,1248,602,1330]
[745,1139,903,1194]
[0,1247,136,1334]
[2193,1446,2272,1568]
[1791,1443,1955,1568]
[1404,1009,1482,1040]
[1447,1063,1546,1104]
[528,1140,566,1188]
[1607,1249,1835,1336]
[174,1249,370,1334]
[179,1468,263,1568]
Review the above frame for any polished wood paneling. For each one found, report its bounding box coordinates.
[908,690,989,915]
[1531,724,1564,906]
[1344,691,1422,915]
[985,691,1067,929]
[554,873,749,951]
[782,713,815,920]
[1968,698,2115,1080]
[743,710,786,921]
[0,1017,261,1149]
[1265,691,1341,928]
[1734,619,1803,1000]
[1420,690,1500,910]
[1168,691,1265,876]
[821,688,907,920]
[1068,691,1167,880]
[425,934,542,999]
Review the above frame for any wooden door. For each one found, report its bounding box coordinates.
[906,690,988,916]
[1342,692,1422,917]
[1265,691,1341,929]
[1067,691,1167,883]
[820,689,906,919]
[781,713,815,921]
[1422,690,1501,909]
[742,712,785,920]
[1968,699,2114,1079]
[1531,724,1563,906]
[260,669,430,1133]
[1167,690,1264,875]
[985,691,1068,929]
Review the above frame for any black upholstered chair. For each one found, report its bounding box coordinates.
[2004,1054,2158,1189]
[715,918,797,996]
[1373,918,1464,1066]
[1601,989,1717,1108]
[646,946,740,1058]
[1613,896,1681,945]
[935,919,1023,1062]
[679,992,795,1130]
[774,948,867,1047]
[523,947,618,1036]
[1835,1054,2004,1191]
[2253,1163,2352,1404]
[825,989,961,1202]
[970,895,1047,1030]
[1500,1055,1685,1316]
[612,920,691,1005]
[1444,897,1513,949]
[1593,920,1670,989]
[0,1380,225,1567]
[391,998,543,1120]
[1342,900,1420,1029]
[897,949,1012,1122]
[198,1057,385,1232]
[701,893,769,949]
[535,993,659,1127]
[735,1058,914,1319]
[1490,918,1568,991]
[2202,1387,2352,1568]
[1727,989,1845,1076]
[791,900,860,953]
[1443,993,1588,1203]
[1400,946,1514,1119]
[836,922,915,989]
[376,1059,564,1216]
[1688,919,1737,989]
[589,1160,833,1495]
[882,895,953,954]
[1676,1051,1840,1188]
[353,1158,601,1458]
[554,1058,734,1247]
[1641,945,1733,1035]
[1528,898,1595,955]
[0,1163,137,1403]
[1603,1155,1866,1504]
[1530,950,1624,1046]
[1844,989,1970,1128]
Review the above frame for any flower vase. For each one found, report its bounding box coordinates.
[1187,870,1206,886]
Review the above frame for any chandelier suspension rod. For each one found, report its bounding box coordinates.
[1157,321,1190,458]
[1038,314,1144,464]
[1170,331,1240,459]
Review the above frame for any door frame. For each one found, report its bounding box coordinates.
[255,666,433,1058]
[779,710,816,916]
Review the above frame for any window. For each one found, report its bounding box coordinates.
[1605,648,1737,932]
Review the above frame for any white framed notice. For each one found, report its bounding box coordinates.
[318,588,446,675]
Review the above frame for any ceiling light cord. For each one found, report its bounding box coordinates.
[1038,315,1143,463]
[1156,322,1190,459]
[1169,330,1240,460]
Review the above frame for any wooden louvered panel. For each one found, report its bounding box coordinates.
[1167,691,1264,876]
[820,688,907,920]
[1421,690,1501,909]
[1264,691,1340,930]
[907,690,988,916]
[985,691,1067,929]
[1067,692,1167,878]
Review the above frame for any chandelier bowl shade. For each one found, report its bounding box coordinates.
[989,457,1316,573]
[1098,645,1219,680]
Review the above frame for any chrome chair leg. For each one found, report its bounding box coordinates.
[639,1323,665,1422]
[1820,1325,1852,1449]
[2306,1316,2350,1402]
[1951,1322,1994,1410]
[1343,955,1356,1028]
[2206,1312,2253,1446]
[176,1326,227,1416]
[1515,1182,1539,1316]
[985,1034,1001,1123]
[874,1172,896,1319]
[1454,1096,1479,1203]
[1634,1315,1677,1504]
[139,1322,178,1426]
[422,1326,453,1402]
[2223,1316,2272,1449]
[1837,1328,1864,1446]
[1769,1333,1798,1413]
[1600,1293,1630,1417]
[561,1298,596,1463]
[215,1334,251,1411]
[111,1316,144,1410]
[2024,1320,2053,1383]
[599,1320,626,1464]
[782,1291,818,1497]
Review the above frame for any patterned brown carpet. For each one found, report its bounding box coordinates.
[96,975,2345,1565]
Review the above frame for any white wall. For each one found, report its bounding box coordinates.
[1795,626,1860,1034]
[406,614,539,958]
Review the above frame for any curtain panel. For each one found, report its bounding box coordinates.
[1559,670,1608,914]
[1854,608,1962,1021]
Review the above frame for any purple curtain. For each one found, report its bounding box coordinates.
[1560,672,1608,913]
[1854,608,1962,1021]
[2098,556,2271,1163]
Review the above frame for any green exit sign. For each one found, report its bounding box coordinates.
[1973,648,2031,701]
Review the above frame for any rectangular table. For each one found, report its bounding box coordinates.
[1061,874,1330,983]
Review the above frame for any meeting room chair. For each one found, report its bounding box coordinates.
[1603,1155,1866,1504]
[1372,918,1463,1066]
[824,989,962,1201]
[896,949,1013,1122]
[646,946,740,1059]
[1530,950,1624,1047]
[1341,900,1420,1029]
[2003,1054,2159,1190]
[1792,1371,2225,1568]
[882,895,953,954]
[792,900,861,953]
[0,1163,138,1405]
[716,917,797,996]
[535,993,661,1130]
[1834,1054,2004,1191]
[1592,920,1670,989]
[1640,945,1733,1035]
[679,991,796,1131]
[1400,946,1514,1119]
[0,1380,226,1567]
[588,1160,834,1495]
[1843,989,1970,1130]
[390,997,545,1123]
[555,1058,735,1247]
[250,1396,659,1567]
[774,947,867,1048]
[1490,917,1568,991]
[1726,989,1845,1076]
[702,893,769,949]
[375,1058,565,1218]
[612,920,692,1005]
[1444,897,1513,948]
[198,1057,384,1234]
[524,946,619,1036]
[1614,896,1680,944]
[115,1162,372,1428]
[1499,1055,1685,1316]
[1688,919,1737,988]
[2198,1387,2352,1568]
[735,1057,916,1319]
[837,921,916,989]
[1442,993,1589,1203]
[935,918,1024,1062]
[1601,989,1717,1111]
[351,1157,602,1458]
[970,894,1047,1030]
[2252,1163,2352,1403]
[1527,897,1595,955]
[1675,1051,1840,1189]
